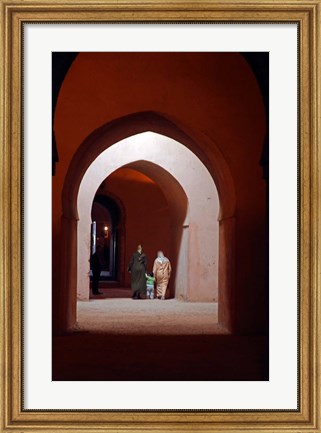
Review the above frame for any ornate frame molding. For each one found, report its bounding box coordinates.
[0,1,320,431]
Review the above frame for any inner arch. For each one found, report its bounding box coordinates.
[77,132,219,303]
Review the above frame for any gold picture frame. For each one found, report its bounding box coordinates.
[0,0,320,431]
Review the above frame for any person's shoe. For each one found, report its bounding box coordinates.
[93,291,103,295]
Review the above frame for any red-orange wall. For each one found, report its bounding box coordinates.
[99,168,171,288]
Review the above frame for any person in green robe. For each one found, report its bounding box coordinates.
[128,244,147,299]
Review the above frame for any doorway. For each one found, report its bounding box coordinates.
[90,195,121,281]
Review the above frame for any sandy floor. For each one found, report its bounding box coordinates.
[76,296,226,335]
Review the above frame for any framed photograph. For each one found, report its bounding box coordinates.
[1,0,320,432]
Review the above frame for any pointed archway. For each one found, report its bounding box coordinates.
[77,132,219,305]
[58,114,236,334]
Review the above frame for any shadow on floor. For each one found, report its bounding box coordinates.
[90,287,132,299]
[52,333,269,381]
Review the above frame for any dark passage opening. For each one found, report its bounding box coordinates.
[90,194,121,281]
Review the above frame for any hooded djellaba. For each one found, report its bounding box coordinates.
[128,244,147,299]
[153,251,172,300]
